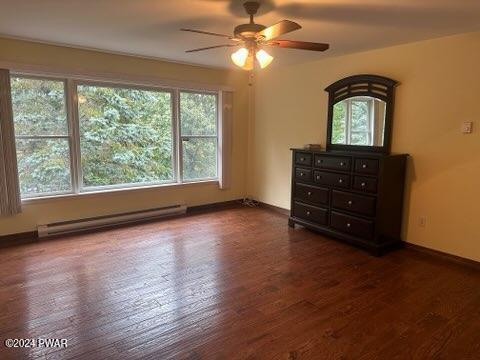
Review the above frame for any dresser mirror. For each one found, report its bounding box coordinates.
[325,75,398,153]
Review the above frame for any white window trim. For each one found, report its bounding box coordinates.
[178,89,219,184]
[21,180,219,204]
[344,97,375,146]
[2,61,234,92]
[12,72,223,201]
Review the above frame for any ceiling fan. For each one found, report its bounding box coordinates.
[181,1,329,70]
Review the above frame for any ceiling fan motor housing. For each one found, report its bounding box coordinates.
[234,23,266,39]
[235,1,266,39]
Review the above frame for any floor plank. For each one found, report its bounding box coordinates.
[0,206,479,359]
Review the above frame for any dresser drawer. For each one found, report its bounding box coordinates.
[295,167,312,182]
[332,190,376,216]
[293,202,328,225]
[314,171,350,189]
[353,176,378,193]
[330,212,374,240]
[295,152,312,166]
[354,158,379,175]
[294,183,329,206]
[314,155,351,171]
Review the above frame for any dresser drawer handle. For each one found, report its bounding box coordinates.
[306,211,311,216]
[346,223,351,228]
[300,157,305,161]
[347,200,353,205]
[338,179,343,183]
[318,159,323,164]
[362,164,368,169]
[300,172,305,177]
[316,175,321,180]
[340,162,345,166]
[307,191,312,196]
[361,182,366,187]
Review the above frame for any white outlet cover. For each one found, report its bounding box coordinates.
[461,121,473,134]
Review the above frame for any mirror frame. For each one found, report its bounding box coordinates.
[325,74,398,154]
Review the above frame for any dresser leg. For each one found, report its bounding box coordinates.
[288,218,296,228]
[370,247,383,257]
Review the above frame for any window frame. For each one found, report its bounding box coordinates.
[11,74,76,199]
[341,97,375,146]
[11,73,221,200]
[178,90,219,183]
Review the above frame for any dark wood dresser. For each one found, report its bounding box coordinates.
[289,148,408,255]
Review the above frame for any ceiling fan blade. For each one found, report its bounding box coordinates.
[256,20,301,41]
[185,44,237,53]
[181,28,235,39]
[268,40,329,52]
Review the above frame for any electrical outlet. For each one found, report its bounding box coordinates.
[419,216,427,227]
[461,121,473,134]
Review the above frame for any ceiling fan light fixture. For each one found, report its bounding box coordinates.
[255,49,274,69]
[242,52,255,70]
[184,2,329,69]
[231,47,249,68]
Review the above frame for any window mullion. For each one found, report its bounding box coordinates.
[216,91,220,180]
[174,89,183,183]
[67,79,82,194]
[64,79,78,195]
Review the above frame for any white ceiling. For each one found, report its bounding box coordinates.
[1,0,479,69]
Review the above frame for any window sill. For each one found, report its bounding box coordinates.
[21,180,220,204]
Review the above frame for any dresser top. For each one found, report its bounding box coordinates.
[290,148,408,158]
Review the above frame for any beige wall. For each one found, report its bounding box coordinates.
[2,32,480,262]
[0,37,250,235]
[251,31,480,262]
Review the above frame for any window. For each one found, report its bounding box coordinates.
[332,97,385,146]
[10,74,221,199]
[11,77,72,198]
[349,98,372,145]
[179,91,218,181]
[77,84,174,189]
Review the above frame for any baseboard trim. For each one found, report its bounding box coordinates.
[404,242,480,270]
[0,231,39,248]
[257,201,290,216]
[0,199,243,247]
[187,199,242,213]
[2,204,478,272]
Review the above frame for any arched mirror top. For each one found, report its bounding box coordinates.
[325,74,398,154]
[325,74,397,104]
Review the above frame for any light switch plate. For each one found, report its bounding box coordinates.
[461,121,473,134]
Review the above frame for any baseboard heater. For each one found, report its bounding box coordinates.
[37,204,186,238]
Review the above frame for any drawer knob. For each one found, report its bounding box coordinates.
[340,162,345,166]
[338,179,343,183]
[362,164,368,168]
[347,223,351,228]
[316,175,321,180]
[300,172,304,176]
[307,191,312,196]
[306,211,311,215]
[348,200,353,205]
[300,157,305,161]
[361,182,366,187]
[318,159,323,163]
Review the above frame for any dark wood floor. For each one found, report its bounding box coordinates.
[0,206,479,359]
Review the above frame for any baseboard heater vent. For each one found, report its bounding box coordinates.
[37,204,186,238]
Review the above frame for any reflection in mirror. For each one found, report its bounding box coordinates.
[332,96,386,146]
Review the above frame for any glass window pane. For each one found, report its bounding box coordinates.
[180,92,217,136]
[77,85,173,188]
[15,138,72,197]
[332,102,346,144]
[182,138,217,180]
[350,132,368,145]
[351,100,369,132]
[11,77,68,136]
